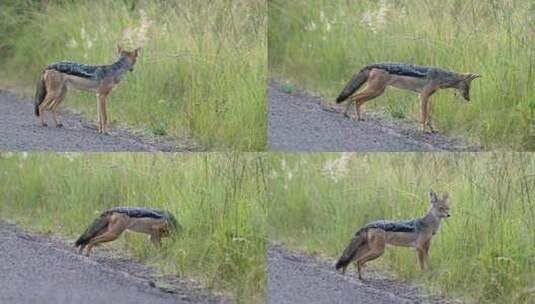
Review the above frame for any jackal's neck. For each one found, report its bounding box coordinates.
[437,71,464,89]
[422,207,442,232]
[109,55,132,73]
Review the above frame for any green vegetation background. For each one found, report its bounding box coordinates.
[0,0,267,151]
[0,153,267,303]
[267,153,535,303]
[269,0,535,150]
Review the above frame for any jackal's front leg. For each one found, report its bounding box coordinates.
[96,94,102,133]
[416,247,426,270]
[419,85,438,133]
[416,237,432,270]
[97,93,110,134]
[150,233,162,248]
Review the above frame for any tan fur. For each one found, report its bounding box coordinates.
[341,68,479,133]
[37,44,138,134]
[339,191,450,280]
[81,213,170,256]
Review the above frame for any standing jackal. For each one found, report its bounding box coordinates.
[34,44,139,134]
[336,63,480,133]
[75,207,179,256]
[335,190,450,280]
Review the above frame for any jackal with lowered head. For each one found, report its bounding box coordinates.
[75,207,180,256]
[336,63,480,133]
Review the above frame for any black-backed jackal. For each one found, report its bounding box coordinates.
[75,207,179,256]
[34,44,139,134]
[336,63,480,133]
[335,190,450,280]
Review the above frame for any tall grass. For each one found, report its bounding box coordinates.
[267,153,535,303]
[0,153,267,303]
[269,0,535,150]
[0,0,267,151]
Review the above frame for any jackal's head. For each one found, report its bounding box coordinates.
[429,190,450,218]
[456,73,480,102]
[161,211,182,237]
[117,43,140,72]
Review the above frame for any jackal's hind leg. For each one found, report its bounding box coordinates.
[347,92,383,121]
[343,99,353,118]
[52,110,62,128]
[355,246,385,280]
[85,230,121,256]
[353,102,360,121]
[52,86,67,127]
[354,229,386,280]
[84,220,126,256]
[78,244,86,255]
[345,79,387,121]
[357,261,364,280]
[38,95,54,127]
[38,110,47,127]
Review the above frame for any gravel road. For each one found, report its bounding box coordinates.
[0,90,199,151]
[268,245,457,304]
[0,220,226,304]
[268,80,477,152]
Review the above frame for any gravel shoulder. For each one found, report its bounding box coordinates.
[268,80,478,152]
[0,219,227,304]
[268,245,458,304]
[0,90,200,151]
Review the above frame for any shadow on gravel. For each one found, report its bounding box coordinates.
[268,79,479,152]
[0,219,227,304]
[0,90,201,152]
[268,245,459,304]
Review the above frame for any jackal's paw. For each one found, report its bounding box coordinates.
[40,123,48,127]
[56,123,63,128]
[421,127,438,134]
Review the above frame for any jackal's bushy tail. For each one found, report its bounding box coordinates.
[335,230,366,270]
[74,214,110,247]
[336,67,370,103]
[34,72,47,116]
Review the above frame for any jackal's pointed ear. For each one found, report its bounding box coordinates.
[429,190,438,203]
[116,43,124,54]
[134,47,141,56]
[442,192,449,202]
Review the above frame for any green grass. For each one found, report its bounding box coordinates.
[0,0,267,151]
[0,152,267,303]
[267,153,535,303]
[269,0,535,150]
